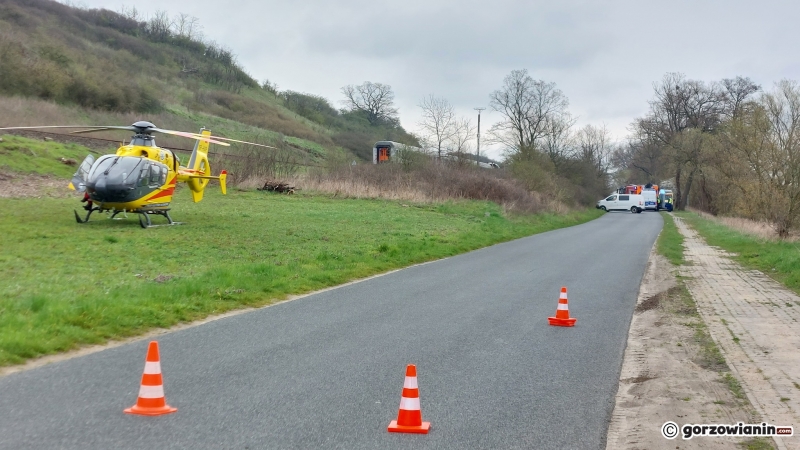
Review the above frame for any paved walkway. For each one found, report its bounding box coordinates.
[676,216,800,450]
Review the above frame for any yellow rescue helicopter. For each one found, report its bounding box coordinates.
[0,121,274,227]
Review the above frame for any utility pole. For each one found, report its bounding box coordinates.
[474,107,485,166]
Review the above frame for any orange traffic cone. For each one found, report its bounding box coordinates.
[124,341,177,416]
[548,286,577,327]
[388,364,431,434]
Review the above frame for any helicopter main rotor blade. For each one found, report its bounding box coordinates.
[0,125,274,149]
[70,126,139,134]
[190,135,278,149]
[151,128,231,146]
[0,125,133,132]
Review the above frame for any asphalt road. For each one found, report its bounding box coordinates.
[0,210,663,449]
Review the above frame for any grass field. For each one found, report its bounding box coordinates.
[0,189,602,366]
[678,211,800,294]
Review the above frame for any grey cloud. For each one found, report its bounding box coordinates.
[300,1,612,69]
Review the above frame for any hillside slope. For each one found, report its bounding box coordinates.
[0,0,416,165]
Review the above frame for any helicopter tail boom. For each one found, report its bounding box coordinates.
[182,128,228,202]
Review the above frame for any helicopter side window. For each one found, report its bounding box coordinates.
[148,163,168,187]
[149,164,161,186]
[138,166,149,187]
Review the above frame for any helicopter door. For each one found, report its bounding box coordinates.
[70,154,95,192]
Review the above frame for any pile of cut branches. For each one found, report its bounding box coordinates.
[257,180,295,194]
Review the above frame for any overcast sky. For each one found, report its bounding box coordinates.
[72,0,800,160]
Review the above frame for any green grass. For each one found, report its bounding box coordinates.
[721,371,746,402]
[678,211,800,294]
[0,189,602,366]
[284,137,326,158]
[739,437,777,450]
[0,135,105,176]
[657,212,685,265]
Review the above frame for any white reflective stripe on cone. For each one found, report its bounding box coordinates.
[557,303,569,310]
[143,361,162,375]
[403,377,418,389]
[560,292,568,299]
[399,397,421,411]
[138,384,165,399]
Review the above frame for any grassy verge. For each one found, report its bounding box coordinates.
[678,211,800,295]
[657,212,685,266]
[0,190,602,366]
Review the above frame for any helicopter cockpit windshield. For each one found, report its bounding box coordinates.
[85,155,168,201]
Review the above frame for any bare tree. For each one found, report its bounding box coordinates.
[451,117,476,157]
[721,76,760,120]
[147,10,173,41]
[633,73,725,209]
[417,95,457,158]
[541,112,576,169]
[488,69,569,160]
[119,5,142,21]
[575,124,614,181]
[174,13,202,40]
[622,132,669,182]
[341,82,399,126]
[758,80,800,236]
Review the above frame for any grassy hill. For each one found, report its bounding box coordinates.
[0,0,417,165]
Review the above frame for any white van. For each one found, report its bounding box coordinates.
[596,193,644,213]
[641,189,658,211]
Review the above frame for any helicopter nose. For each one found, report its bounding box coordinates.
[89,178,108,201]
[89,178,133,203]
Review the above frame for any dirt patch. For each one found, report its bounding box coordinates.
[606,247,765,450]
[153,274,175,283]
[0,170,82,199]
[635,286,683,313]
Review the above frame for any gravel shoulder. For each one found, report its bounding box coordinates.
[607,214,799,450]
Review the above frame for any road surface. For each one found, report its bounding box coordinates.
[0,211,662,449]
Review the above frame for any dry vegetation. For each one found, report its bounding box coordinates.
[691,209,799,242]
[293,160,568,214]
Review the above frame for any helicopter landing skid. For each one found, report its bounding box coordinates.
[138,210,184,229]
[74,207,101,224]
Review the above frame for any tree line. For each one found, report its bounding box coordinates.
[333,70,800,238]
[618,73,800,237]
[283,73,614,204]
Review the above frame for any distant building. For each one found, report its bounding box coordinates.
[372,141,424,164]
[372,141,499,168]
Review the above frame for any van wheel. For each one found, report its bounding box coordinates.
[600,206,607,211]
[637,208,643,214]
[631,206,638,213]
